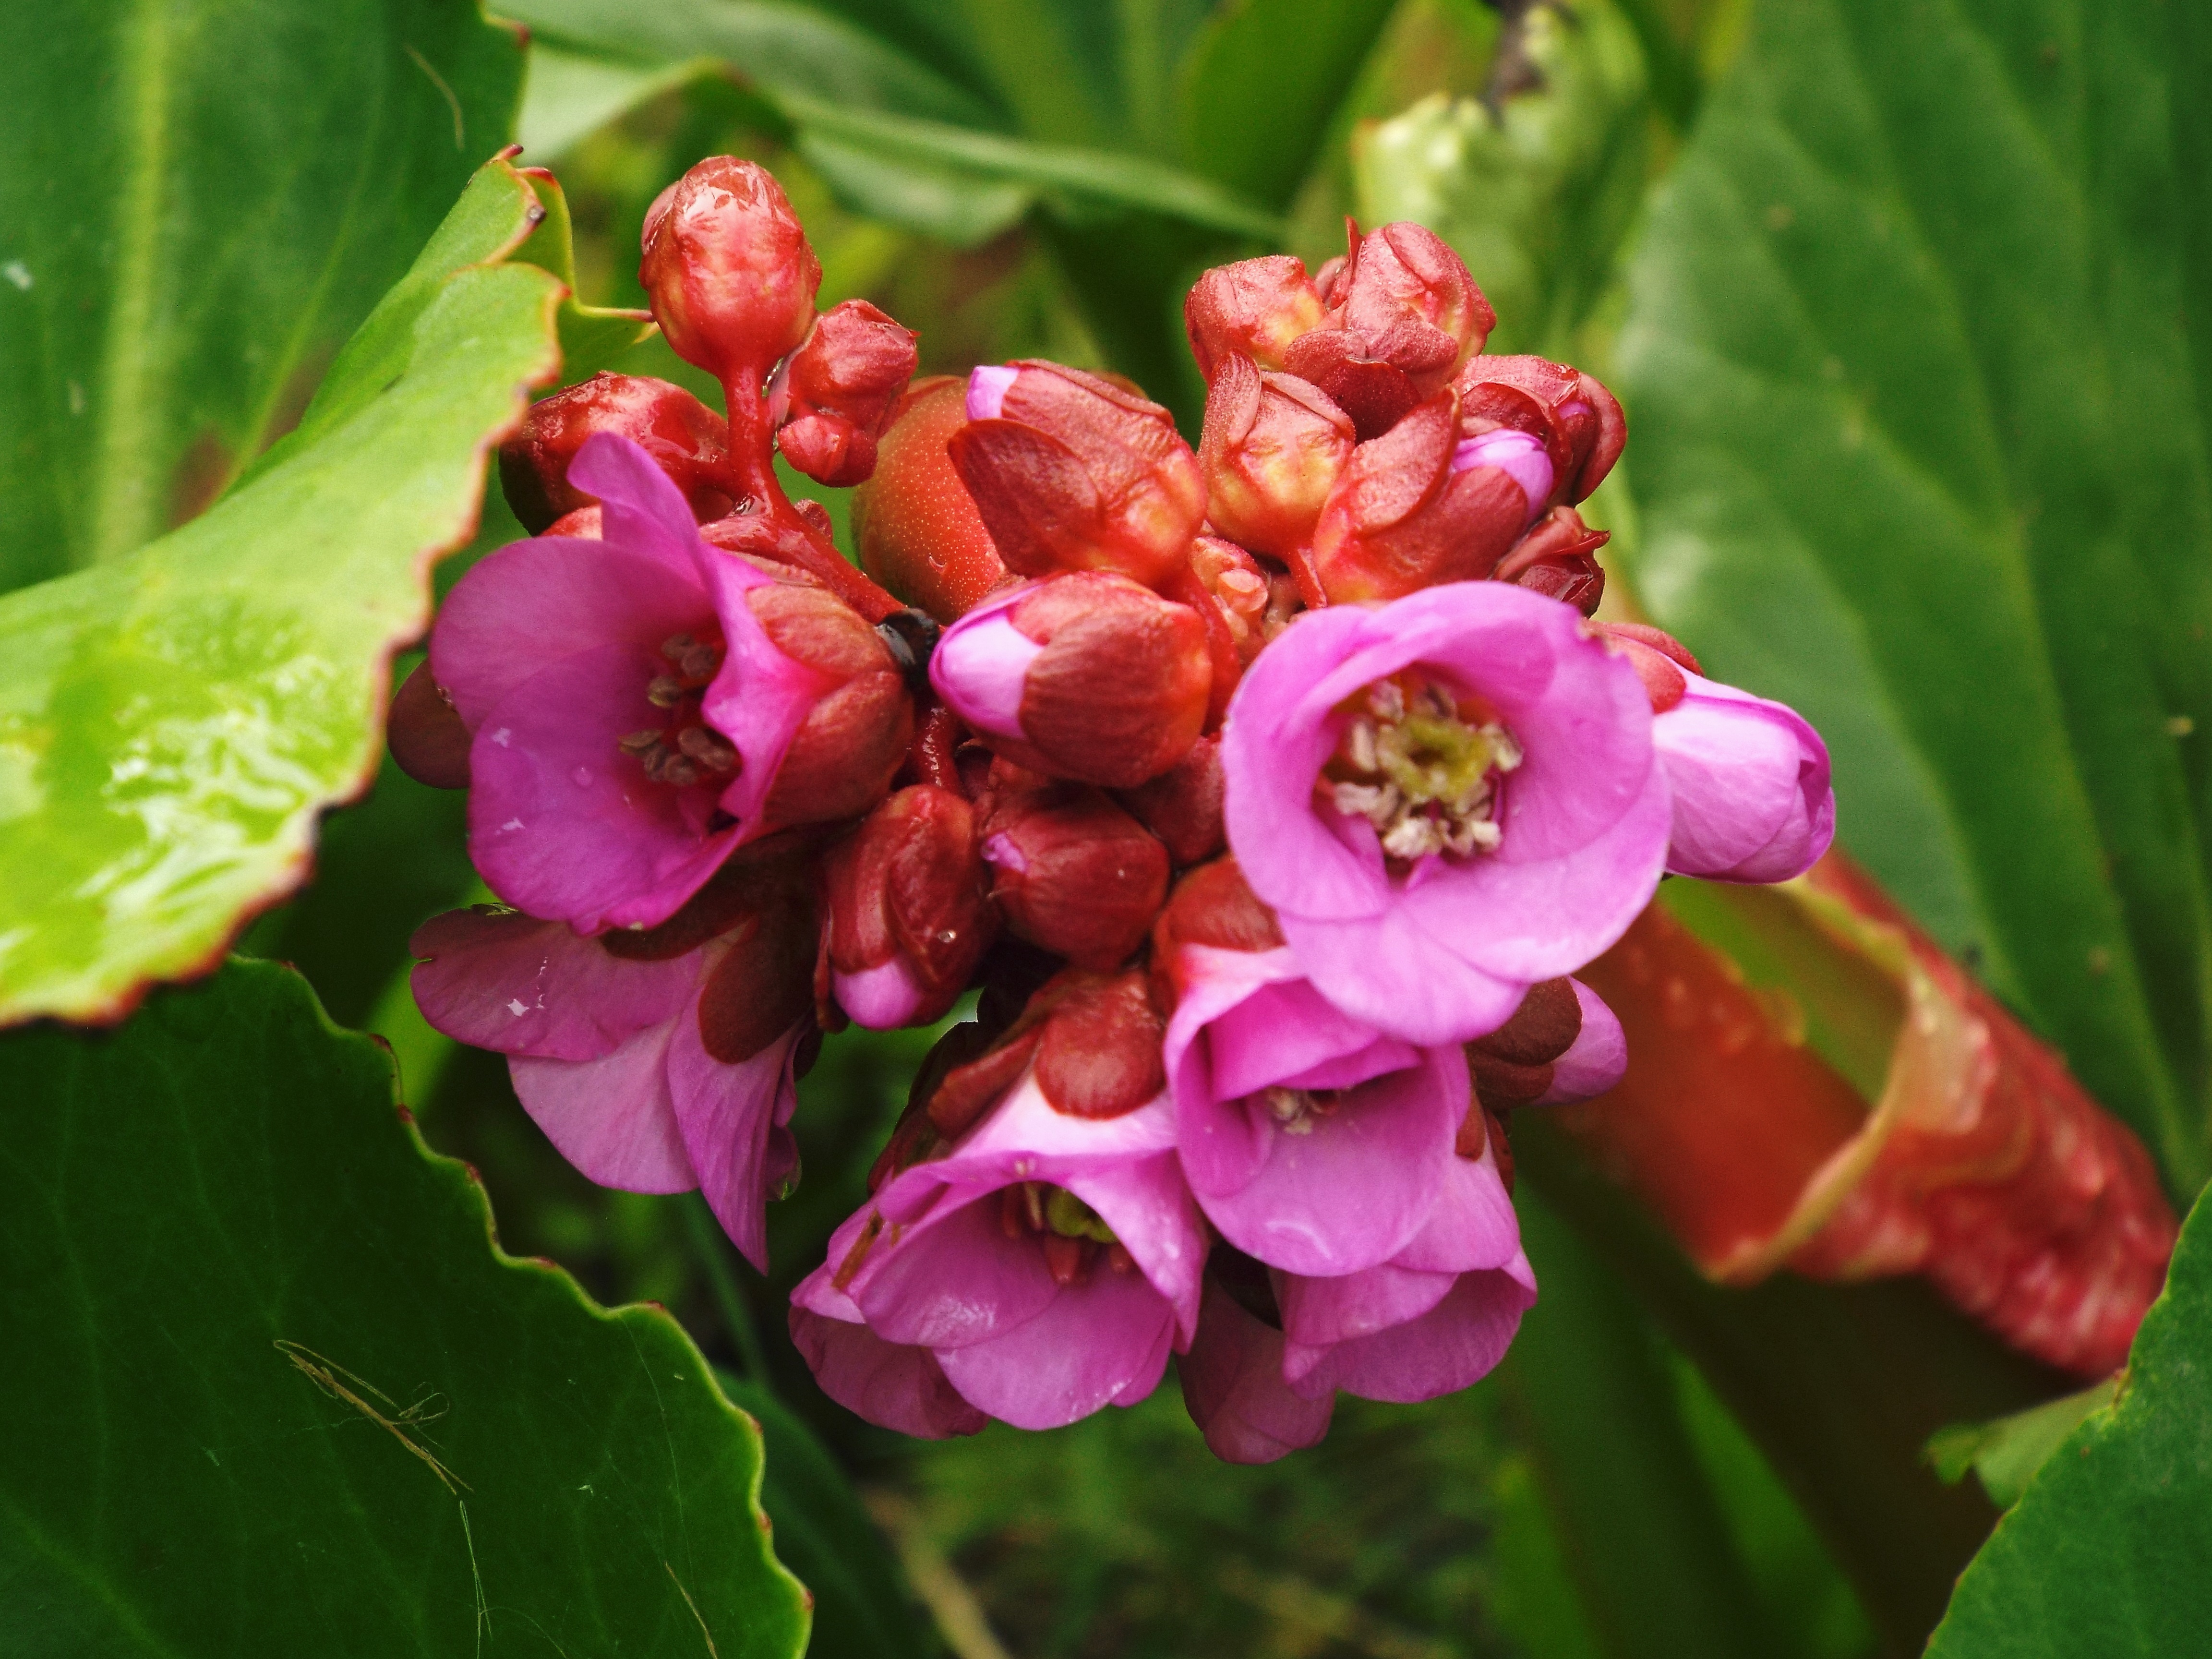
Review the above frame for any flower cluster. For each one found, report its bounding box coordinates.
[396,157,1835,1461]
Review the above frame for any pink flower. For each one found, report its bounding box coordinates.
[792,1067,1206,1431]
[408,868,814,1268]
[1220,582,1670,1046]
[1653,672,1834,883]
[430,432,897,933]
[1539,978,1627,1102]
[1177,1269,1334,1464]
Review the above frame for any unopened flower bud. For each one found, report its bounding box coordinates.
[1184,255,1329,381]
[930,573,1211,788]
[1467,977,1623,1110]
[687,857,820,1064]
[1494,507,1610,615]
[499,373,731,532]
[1453,355,1626,508]
[639,156,821,383]
[947,361,1205,589]
[1149,855,1283,1005]
[979,785,1169,969]
[824,785,996,1028]
[772,299,919,487]
[1186,537,1274,664]
[387,661,471,789]
[854,377,1009,622]
[746,581,914,828]
[1198,355,1355,558]
[1308,393,1528,601]
[1114,733,1226,867]
[928,967,1168,1135]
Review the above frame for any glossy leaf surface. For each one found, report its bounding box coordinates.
[1616,0,2212,1190]
[1929,1188,2212,1656]
[0,0,525,588]
[0,159,562,1024]
[0,958,811,1657]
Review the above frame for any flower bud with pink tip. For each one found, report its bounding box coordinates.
[947,361,1205,589]
[979,785,1170,970]
[1453,354,1627,512]
[930,572,1212,788]
[823,784,996,1028]
[500,373,732,533]
[1466,976,1627,1111]
[639,156,820,384]
[1198,355,1356,559]
[772,299,919,487]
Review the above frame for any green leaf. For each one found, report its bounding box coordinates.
[1614,0,2212,1191]
[0,958,811,1655]
[1928,1187,2212,1656]
[1926,1377,2119,1511]
[0,0,525,588]
[721,1377,941,1659]
[1178,0,1399,211]
[1354,0,1654,357]
[0,158,562,1026]
[510,164,658,377]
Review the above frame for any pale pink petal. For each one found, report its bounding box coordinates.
[667,1011,804,1270]
[1654,673,1833,882]
[834,956,931,1029]
[1388,1143,1521,1274]
[1538,979,1626,1104]
[1064,1153,1208,1339]
[935,1263,1177,1430]
[1285,1255,1537,1403]
[507,1024,696,1193]
[966,365,1017,420]
[1274,1260,1457,1350]
[930,597,1041,741]
[409,908,699,1061]
[849,1189,1061,1350]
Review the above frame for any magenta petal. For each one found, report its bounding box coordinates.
[431,540,711,732]
[851,1189,1061,1350]
[1389,1143,1521,1274]
[1275,1260,1458,1350]
[930,599,1042,742]
[834,956,930,1029]
[1064,1153,1208,1340]
[966,365,1017,421]
[409,908,699,1060]
[1178,1278,1334,1464]
[690,547,836,836]
[667,1007,803,1270]
[935,1264,1177,1430]
[1284,1257,1537,1404]
[568,431,721,573]
[1539,980,1626,1104]
[1449,430,1552,523]
[789,1306,986,1439]
[507,1026,696,1193]
[1279,902,1527,1046]
[1654,673,1833,882]
[1198,1046,1464,1277]
[467,643,739,933]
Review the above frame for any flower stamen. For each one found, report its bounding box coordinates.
[1322,673,1521,862]
[620,631,739,788]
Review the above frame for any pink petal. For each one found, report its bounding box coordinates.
[1450,429,1552,523]
[409,907,700,1061]
[1654,673,1833,882]
[507,1025,696,1193]
[1191,1046,1463,1277]
[466,643,740,933]
[1388,1142,1522,1274]
[850,1187,1061,1351]
[1064,1153,1208,1340]
[930,598,1041,741]
[1275,1260,1458,1349]
[1177,1278,1334,1464]
[834,955,930,1029]
[1277,902,1527,1046]
[935,1262,1177,1430]
[789,1306,986,1439]
[1538,979,1626,1104]
[690,545,838,836]
[569,431,725,576]
[1284,1256,1537,1403]
[667,1009,804,1270]
[966,365,1018,421]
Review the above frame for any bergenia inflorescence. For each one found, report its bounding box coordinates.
[393,157,1836,1462]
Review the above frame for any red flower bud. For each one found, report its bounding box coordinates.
[387,660,471,789]
[979,784,1170,969]
[1308,393,1528,601]
[1453,354,1626,508]
[639,157,821,384]
[1184,254,1329,382]
[1114,733,1226,867]
[498,373,731,532]
[824,785,996,1027]
[746,581,914,828]
[1334,222,1492,388]
[1197,355,1356,558]
[930,571,1212,789]
[1186,536,1275,665]
[947,361,1205,590]
[1150,855,1284,1004]
[1467,977,1583,1109]
[1494,506,1610,615]
[927,967,1167,1136]
[773,299,919,487]
[854,377,1009,622]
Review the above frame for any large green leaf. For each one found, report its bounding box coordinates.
[1615,0,2212,1190]
[1927,1187,2212,1656]
[0,958,811,1656]
[0,159,563,1026]
[0,0,525,589]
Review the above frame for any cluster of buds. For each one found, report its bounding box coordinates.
[396,156,1838,1460]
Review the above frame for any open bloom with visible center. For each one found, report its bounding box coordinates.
[430,432,903,934]
[791,1067,1205,1431]
[408,870,812,1267]
[1221,582,1670,1046]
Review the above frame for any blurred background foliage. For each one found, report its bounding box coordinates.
[221,0,2208,1653]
